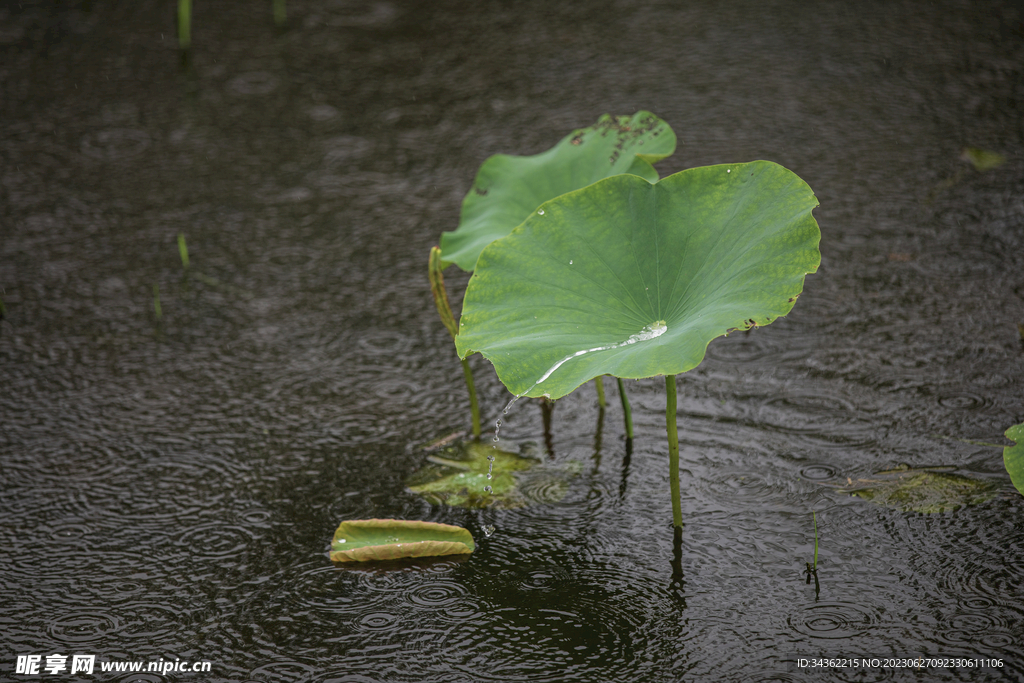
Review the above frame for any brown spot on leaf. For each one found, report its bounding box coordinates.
[474,187,488,196]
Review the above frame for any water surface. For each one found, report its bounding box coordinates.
[2,0,1023,680]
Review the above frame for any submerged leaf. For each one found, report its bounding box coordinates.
[960,147,1005,172]
[455,161,820,400]
[439,112,676,271]
[843,469,996,514]
[330,519,474,563]
[407,441,578,508]
[1004,423,1024,497]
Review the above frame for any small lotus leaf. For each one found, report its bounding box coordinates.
[1004,423,1024,497]
[455,161,820,400]
[407,441,578,508]
[330,519,474,563]
[439,112,676,271]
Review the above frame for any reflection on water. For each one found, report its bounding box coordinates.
[1,0,1023,680]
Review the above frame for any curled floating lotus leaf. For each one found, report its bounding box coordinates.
[330,519,474,563]
[439,111,677,272]
[406,441,580,509]
[842,465,996,514]
[454,161,820,400]
[1004,423,1024,498]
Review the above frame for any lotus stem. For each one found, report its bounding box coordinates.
[594,375,606,408]
[428,247,458,338]
[273,0,286,26]
[177,0,191,50]
[460,357,480,440]
[670,525,684,595]
[616,377,633,441]
[666,374,682,529]
[429,247,481,439]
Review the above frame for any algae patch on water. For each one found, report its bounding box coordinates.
[840,465,996,513]
[407,441,579,509]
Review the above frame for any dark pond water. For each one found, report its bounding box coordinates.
[2,0,1023,680]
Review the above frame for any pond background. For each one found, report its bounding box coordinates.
[2,0,1023,681]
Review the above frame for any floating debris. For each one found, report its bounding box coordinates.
[330,519,474,563]
[407,440,579,509]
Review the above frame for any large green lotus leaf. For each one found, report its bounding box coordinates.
[439,111,676,271]
[330,519,474,563]
[455,161,820,399]
[1005,423,1024,497]
[407,441,579,509]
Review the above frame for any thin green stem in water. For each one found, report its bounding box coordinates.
[594,375,606,409]
[177,0,191,50]
[812,511,818,569]
[429,247,481,439]
[178,233,190,270]
[666,374,682,528]
[616,377,633,441]
[273,0,286,26]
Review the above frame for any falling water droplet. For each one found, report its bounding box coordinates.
[485,453,496,484]
[483,525,496,537]
[483,485,492,493]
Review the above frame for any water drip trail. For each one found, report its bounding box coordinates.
[485,321,668,493]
